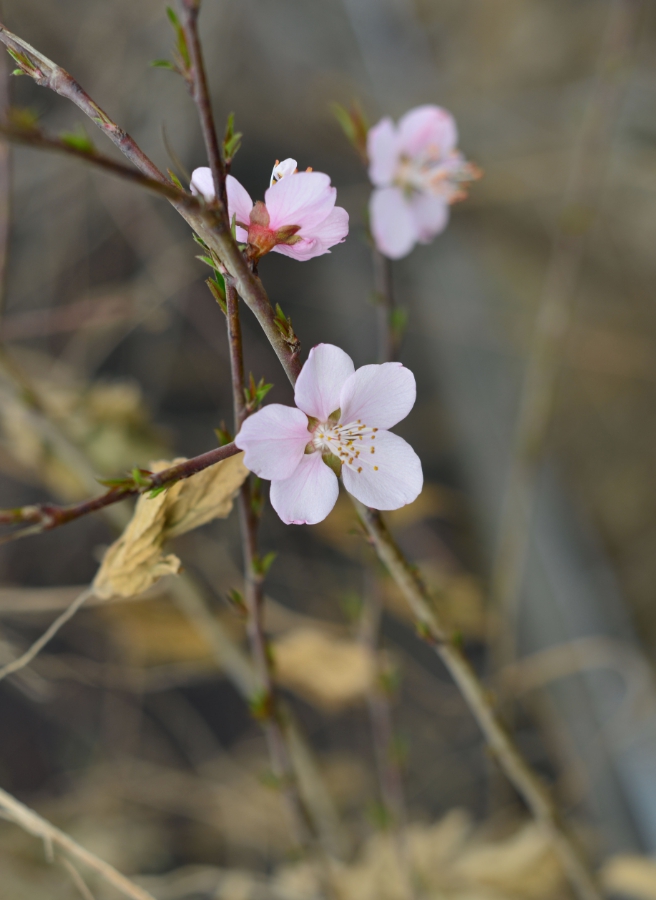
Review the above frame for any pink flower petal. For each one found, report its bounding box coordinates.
[270,452,339,524]
[368,117,399,187]
[370,187,417,260]
[226,174,254,243]
[273,205,349,260]
[235,404,310,480]
[295,344,355,421]
[265,171,335,232]
[397,105,457,158]
[339,362,416,430]
[342,430,423,510]
[409,193,449,243]
[190,167,215,201]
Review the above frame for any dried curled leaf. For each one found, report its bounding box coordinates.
[273,627,375,711]
[93,453,247,599]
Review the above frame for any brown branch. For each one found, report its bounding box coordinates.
[0,123,195,206]
[224,278,315,848]
[178,0,227,210]
[0,442,240,541]
[0,23,166,184]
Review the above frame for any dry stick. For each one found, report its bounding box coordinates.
[356,505,601,900]
[490,0,644,677]
[0,23,600,898]
[225,279,314,848]
[0,442,240,541]
[178,0,227,209]
[179,0,319,849]
[0,587,93,681]
[0,786,158,900]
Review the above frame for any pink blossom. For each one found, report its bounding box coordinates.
[190,159,349,261]
[367,105,480,260]
[234,344,423,525]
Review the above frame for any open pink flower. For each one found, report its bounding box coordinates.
[368,105,480,260]
[234,344,423,525]
[190,159,349,261]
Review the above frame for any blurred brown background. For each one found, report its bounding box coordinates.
[2,1,656,898]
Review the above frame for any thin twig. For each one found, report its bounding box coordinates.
[177,0,227,210]
[0,23,166,183]
[0,786,158,900]
[60,857,98,900]
[0,587,93,681]
[356,505,602,900]
[0,124,195,206]
[0,442,240,541]
[224,278,314,848]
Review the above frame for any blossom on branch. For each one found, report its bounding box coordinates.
[368,105,480,260]
[191,159,349,261]
[234,344,423,525]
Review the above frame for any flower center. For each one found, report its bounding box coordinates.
[270,157,314,187]
[395,148,479,202]
[311,419,380,474]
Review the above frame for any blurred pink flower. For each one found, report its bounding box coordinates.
[234,344,423,525]
[368,105,480,260]
[190,159,348,261]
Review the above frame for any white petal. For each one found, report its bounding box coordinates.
[270,453,339,525]
[234,404,310,480]
[295,344,355,421]
[226,174,254,242]
[270,158,298,185]
[409,193,449,243]
[397,105,458,157]
[339,362,416,430]
[190,167,215,201]
[367,117,399,187]
[370,187,418,260]
[342,430,423,510]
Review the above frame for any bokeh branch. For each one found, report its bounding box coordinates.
[0,786,157,900]
[177,0,227,210]
[0,442,240,542]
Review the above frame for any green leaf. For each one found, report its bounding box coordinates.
[331,100,369,163]
[150,59,176,70]
[148,485,168,499]
[167,169,183,190]
[230,212,237,240]
[60,125,95,154]
[196,254,217,269]
[166,6,191,70]
[253,551,277,577]
[249,689,273,721]
[214,423,233,446]
[389,306,408,337]
[206,273,226,313]
[131,467,152,488]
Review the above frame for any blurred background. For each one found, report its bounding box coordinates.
[2,0,656,897]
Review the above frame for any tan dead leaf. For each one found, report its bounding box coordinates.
[163,453,249,539]
[93,453,247,599]
[93,485,179,600]
[601,855,656,900]
[273,627,375,711]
